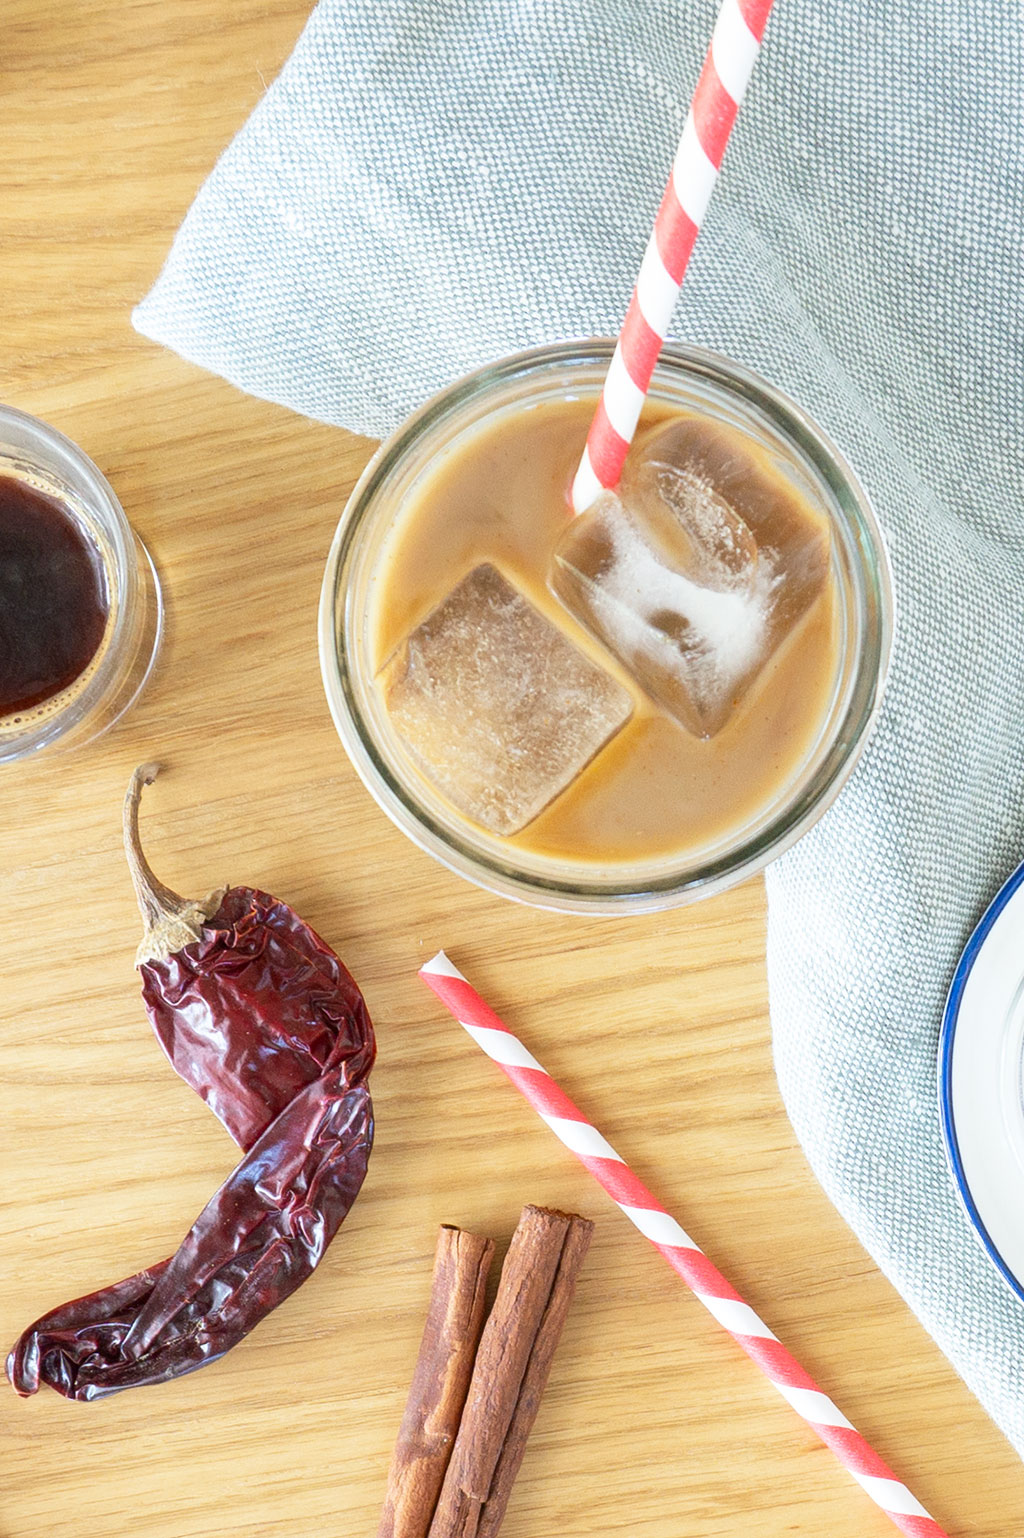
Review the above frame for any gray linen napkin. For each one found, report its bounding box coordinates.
[135,0,1024,1453]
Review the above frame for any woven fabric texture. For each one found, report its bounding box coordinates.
[134,0,1024,1453]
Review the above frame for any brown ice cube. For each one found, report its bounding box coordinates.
[622,456,759,593]
[626,418,831,631]
[380,564,632,836]
[551,419,831,739]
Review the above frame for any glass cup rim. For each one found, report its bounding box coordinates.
[319,339,894,913]
[0,402,145,760]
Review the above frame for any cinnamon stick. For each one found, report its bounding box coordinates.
[476,1214,593,1538]
[428,1206,594,1538]
[378,1226,495,1538]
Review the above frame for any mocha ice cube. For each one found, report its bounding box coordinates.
[380,564,632,836]
[621,455,759,594]
[551,419,830,738]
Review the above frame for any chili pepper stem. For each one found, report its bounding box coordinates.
[123,764,225,967]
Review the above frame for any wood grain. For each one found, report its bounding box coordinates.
[0,3,1020,1534]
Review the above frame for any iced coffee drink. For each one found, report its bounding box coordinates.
[320,344,891,910]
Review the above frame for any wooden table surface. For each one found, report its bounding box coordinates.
[2,4,1021,1535]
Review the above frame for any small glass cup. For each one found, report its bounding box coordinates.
[319,341,893,913]
[0,405,163,764]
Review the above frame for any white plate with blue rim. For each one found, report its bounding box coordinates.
[940,857,1024,1303]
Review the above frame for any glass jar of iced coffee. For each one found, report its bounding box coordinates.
[319,342,892,912]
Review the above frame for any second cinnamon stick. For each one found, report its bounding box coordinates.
[476,1213,593,1538]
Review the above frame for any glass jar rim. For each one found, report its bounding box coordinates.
[319,340,894,913]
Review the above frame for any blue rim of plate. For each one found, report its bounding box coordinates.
[939,854,1024,1307]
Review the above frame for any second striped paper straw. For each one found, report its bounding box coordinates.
[420,952,949,1538]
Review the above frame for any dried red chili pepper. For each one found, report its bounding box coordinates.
[7,764,375,1401]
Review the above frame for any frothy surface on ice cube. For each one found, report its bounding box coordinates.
[552,418,830,738]
[380,564,632,836]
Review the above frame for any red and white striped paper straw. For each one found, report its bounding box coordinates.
[572,0,775,515]
[420,952,949,1538]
